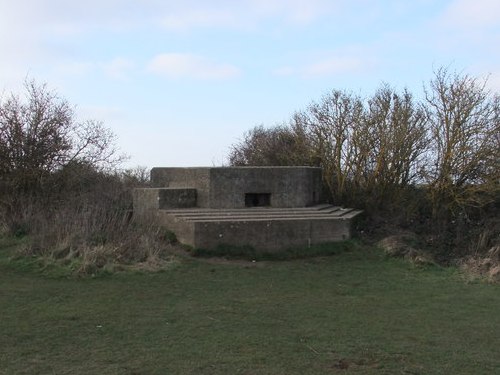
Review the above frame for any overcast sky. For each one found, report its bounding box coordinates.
[1,0,499,168]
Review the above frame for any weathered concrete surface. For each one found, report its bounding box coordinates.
[208,167,322,208]
[158,188,197,209]
[151,168,211,207]
[132,188,197,219]
[134,166,361,252]
[149,166,322,208]
[156,205,361,251]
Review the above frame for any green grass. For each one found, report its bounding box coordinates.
[1,240,499,374]
[191,240,356,260]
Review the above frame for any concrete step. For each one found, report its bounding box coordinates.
[185,212,363,223]
[163,205,362,222]
[156,204,363,251]
[163,203,335,215]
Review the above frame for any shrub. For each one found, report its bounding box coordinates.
[0,80,177,274]
[10,166,177,274]
[228,68,500,262]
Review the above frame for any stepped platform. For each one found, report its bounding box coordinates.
[134,167,363,252]
[156,204,362,251]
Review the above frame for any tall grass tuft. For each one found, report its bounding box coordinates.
[1,164,177,274]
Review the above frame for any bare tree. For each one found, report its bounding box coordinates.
[0,79,122,190]
[423,68,500,218]
[228,123,313,166]
[293,87,426,206]
[296,90,364,201]
[364,85,427,191]
[228,68,499,220]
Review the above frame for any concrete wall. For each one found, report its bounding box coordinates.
[151,168,211,207]
[156,213,352,252]
[149,167,322,209]
[208,167,322,208]
[157,211,196,245]
[132,188,161,220]
[192,218,351,251]
[132,188,197,220]
[158,188,197,209]
[132,166,355,253]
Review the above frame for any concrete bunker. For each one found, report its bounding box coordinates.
[133,166,362,252]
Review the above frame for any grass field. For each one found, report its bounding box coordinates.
[1,240,499,374]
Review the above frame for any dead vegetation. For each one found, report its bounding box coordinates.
[230,68,499,270]
[460,246,500,283]
[0,80,179,274]
[1,72,498,275]
[9,184,181,275]
[377,233,435,266]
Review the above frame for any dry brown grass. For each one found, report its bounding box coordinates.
[460,245,500,283]
[1,166,182,275]
[377,232,435,266]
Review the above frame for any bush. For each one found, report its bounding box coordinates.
[7,166,178,274]
[228,68,500,262]
[0,80,178,274]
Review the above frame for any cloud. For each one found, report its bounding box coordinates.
[430,0,500,62]
[53,58,135,81]
[56,61,96,76]
[78,105,125,123]
[147,53,240,80]
[486,72,500,91]
[0,0,339,38]
[101,58,135,80]
[248,0,333,25]
[273,66,296,76]
[161,8,239,31]
[159,0,339,31]
[274,55,372,79]
[303,57,366,77]
[441,0,500,29]
[470,63,500,91]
